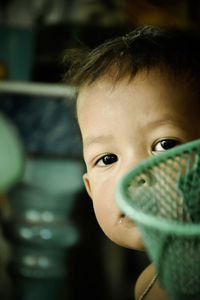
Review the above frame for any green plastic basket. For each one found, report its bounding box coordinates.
[116,139,200,300]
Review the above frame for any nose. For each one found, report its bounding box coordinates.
[123,149,150,172]
[120,150,151,184]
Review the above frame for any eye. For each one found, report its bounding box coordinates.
[152,139,180,153]
[96,154,118,166]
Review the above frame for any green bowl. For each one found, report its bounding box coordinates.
[0,112,24,193]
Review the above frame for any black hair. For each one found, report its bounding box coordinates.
[63,25,200,89]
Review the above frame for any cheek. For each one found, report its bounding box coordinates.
[91,183,121,232]
[89,177,145,250]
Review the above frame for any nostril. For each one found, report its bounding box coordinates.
[136,172,156,187]
[138,178,146,185]
[128,171,156,191]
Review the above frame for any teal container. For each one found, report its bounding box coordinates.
[0,26,35,80]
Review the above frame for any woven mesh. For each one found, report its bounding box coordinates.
[116,139,200,300]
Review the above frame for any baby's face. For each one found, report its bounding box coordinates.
[77,68,200,250]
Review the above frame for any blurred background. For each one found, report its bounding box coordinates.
[0,1,200,300]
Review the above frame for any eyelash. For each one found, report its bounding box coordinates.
[152,138,181,153]
[95,154,118,166]
[94,139,180,166]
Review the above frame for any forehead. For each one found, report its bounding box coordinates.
[77,68,200,152]
[77,68,194,115]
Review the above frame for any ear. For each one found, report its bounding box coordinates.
[83,173,93,199]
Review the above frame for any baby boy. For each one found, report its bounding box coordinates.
[64,25,200,299]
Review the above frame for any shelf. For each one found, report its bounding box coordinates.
[0,81,76,99]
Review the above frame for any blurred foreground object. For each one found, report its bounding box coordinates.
[0,112,24,193]
[0,112,24,300]
[116,139,200,299]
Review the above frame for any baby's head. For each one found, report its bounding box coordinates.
[64,25,200,250]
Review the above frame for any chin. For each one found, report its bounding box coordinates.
[118,239,145,251]
[107,231,145,251]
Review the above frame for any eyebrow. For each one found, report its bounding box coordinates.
[83,117,181,149]
[142,114,182,129]
[83,135,114,149]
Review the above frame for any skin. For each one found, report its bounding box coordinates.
[77,68,200,251]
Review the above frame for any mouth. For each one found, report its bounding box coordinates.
[119,214,134,228]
